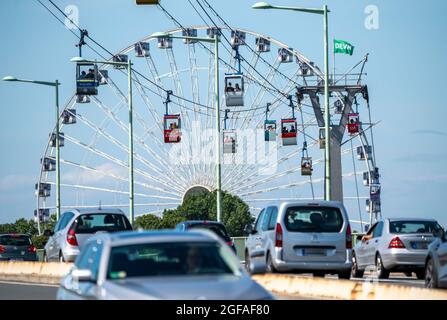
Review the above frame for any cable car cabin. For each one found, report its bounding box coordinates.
[223,131,237,154]
[135,42,150,57]
[357,145,372,160]
[301,157,313,176]
[363,168,380,186]
[62,109,76,125]
[34,208,50,223]
[98,70,108,85]
[230,30,246,47]
[182,28,198,44]
[255,37,270,53]
[278,48,294,63]
[347,113,360,135]
[76,94,90,104]
[49,132,65,148]
[163,115,181,143]
[76,63,98,95]
[281,119,297,146]
[298,62,313,77]
[41,157,56,172]
[264,120,277,142]
[366,199,381,214]
[206,27,221,39]
[224,75,244,107]
[370,184,381,201]
[319,127,326,149]
[113,54,128,69]
[334,100,343,114]
[158,37,173,49]
[35,183,51,198]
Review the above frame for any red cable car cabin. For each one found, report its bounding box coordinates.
[163,115,181,143]
[281,118,298,146]
[347,113,360,135]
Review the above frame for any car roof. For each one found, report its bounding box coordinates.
[63,208,125,216]
[0,233,30,237]
[386,218,438,223]
[180,220,225,226]
[261,200,344,210]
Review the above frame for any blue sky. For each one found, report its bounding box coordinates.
[0,0,446,226]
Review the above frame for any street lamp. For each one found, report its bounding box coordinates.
[71,56,135,224]
[2,76,62,234]
[252,2,332,201]
[150,31,223,222]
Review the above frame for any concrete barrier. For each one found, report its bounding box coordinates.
[253,274,447,300]
[0,261,72,285]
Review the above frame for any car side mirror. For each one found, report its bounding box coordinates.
[244,224,254,235]
[433,229,446,242]
[43,229,54,237]
[71,269,94,282]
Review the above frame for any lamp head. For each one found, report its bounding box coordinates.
[2,76,18,81]
[70,56,87,63]
[150,31,170,38]
[252,2,273,9]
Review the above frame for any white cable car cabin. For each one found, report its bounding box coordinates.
[97,70,108,85]
[224,75,244,107]
[62,109,76,125]
[370,184,381,201]
[298,61,313,77]
[158,37,173,49]
[319,127,326,149]
[363,168,380,186]
[264,120,277,142]
[255,37,270,52]
[357,145,372,160]
[281,118,298,146]
[301,157,313,176]
[35,183,51,198]
[182,28,198,44]
[135,42,150,57]
[366,199,381,214]
[206,27,221,39]
[334,100,343,114]
[76,95,90,104]
[278,48,294,63]
[49,132,65,148]
[113,54,128,69]
[34,209,50,223]
[163,114,181,143]
[230,30,246,47]
[223,131,237,154]
[347,113,360,135]
[76,63,98,95]
[41,157,56,172]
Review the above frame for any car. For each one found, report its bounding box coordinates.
[425,227,447,289]
[352,218,442,279]
[244,201,353,279]
[175,220,237,253]
[0,234,37,261]
[57,230,274,300]
[43,208,132,262]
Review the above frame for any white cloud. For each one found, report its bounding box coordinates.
[0,174,35,191]
[62,163,127,185]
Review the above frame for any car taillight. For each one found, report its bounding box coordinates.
[389,236,405,249]
[226,240,234,247]
[346,224,352,249]
[66,228,78,246]
[275,223,283,248]
[0,245,5,253]
[27,245,37,253]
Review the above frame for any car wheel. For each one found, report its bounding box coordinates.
[338,270,351,280]
[59,252,65,263]
[425,258,438,289]
[245,251,251,273]
[313,271,326,278]
[351,253,364,278]
[266,253,276,273]
[375,253,389,279]
[415,270,425,280]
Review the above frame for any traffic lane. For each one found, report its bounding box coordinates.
[0,281,58,300]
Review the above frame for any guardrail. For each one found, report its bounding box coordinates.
[0,261,72,285]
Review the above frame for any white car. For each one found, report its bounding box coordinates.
[425,228,447,289]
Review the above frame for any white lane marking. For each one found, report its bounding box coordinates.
[0,280,59,288]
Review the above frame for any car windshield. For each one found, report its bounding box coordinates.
[389,221,441,234]
[0,235,31,246]
[107,241,241,279]
[72,214,132,234]
[187,224,231,241]
[285,206,344,233]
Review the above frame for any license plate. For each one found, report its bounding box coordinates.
[411,242,428,249]
[10,258,24,261]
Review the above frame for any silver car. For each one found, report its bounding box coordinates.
[57,230,273,300]
[352,218,442,279]
[425,228,447,289]
[44,208,132,262]
[244,201,353,279]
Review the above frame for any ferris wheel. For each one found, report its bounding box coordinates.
[34,26,380,233]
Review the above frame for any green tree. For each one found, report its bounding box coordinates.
[134,214,163,230]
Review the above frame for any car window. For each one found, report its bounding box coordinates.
[366,223,378,236]
[0,235,31,246]
[58,212,74,231]
[268,207,278,230]
[188,224,231,241]
[389,221,441,234]
[254,209,265,232]
[373,221,383,238]
[284,206,344,233]
[75,240,103,281]
[72,214,132,234]
[261,208,272,231]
